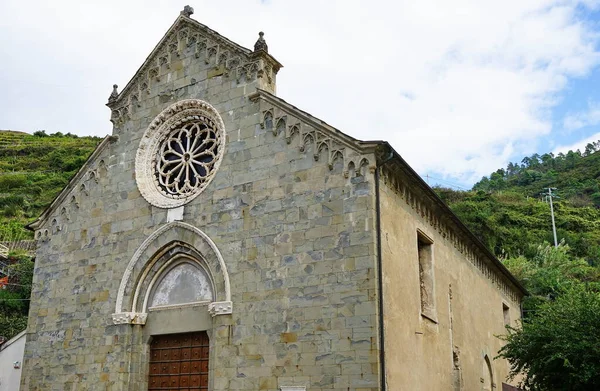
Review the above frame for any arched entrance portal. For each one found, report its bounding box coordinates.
[111,222,232,390]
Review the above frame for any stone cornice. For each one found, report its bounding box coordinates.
[376,143,527,301]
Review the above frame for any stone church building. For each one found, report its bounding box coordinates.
[22,6,525,391]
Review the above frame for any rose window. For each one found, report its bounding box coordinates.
[136,99,226,208]
[156,122,219,197]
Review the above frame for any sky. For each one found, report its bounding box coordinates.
[2,0,600,189]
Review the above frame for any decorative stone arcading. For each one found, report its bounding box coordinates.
[135,99,226,209]
[107,17,282,122]
[35,157,109,241]
[208,301,233,316]
[255,97,374,178]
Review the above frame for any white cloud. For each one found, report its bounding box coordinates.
[0,0,599,184]
[563,101,600,130]
[553,131,600,154]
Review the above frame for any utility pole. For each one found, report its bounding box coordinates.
[544,187,559,248]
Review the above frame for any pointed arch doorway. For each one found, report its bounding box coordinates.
[111,222,233,390]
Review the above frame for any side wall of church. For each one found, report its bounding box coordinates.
[378,170,522,391]
[22,22,382,391]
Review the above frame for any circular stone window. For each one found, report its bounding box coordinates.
[136,99,226,208]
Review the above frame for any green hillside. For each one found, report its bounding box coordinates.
[0,130,597,383]
[0,130,101,339]
[436,143,600,263]
[0,130,101,241]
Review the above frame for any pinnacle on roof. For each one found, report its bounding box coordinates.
[254,31,268,53]
[108,84,119,103]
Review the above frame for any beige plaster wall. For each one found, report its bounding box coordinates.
[378,173,522,391]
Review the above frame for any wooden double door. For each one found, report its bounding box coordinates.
[149,331,210,390]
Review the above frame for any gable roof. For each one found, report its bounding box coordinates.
[0,329,26,351]
[107,13,282,109]
[26,135,116,231]
[376,142,527,296]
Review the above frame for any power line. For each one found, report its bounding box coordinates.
[0,261,27,278]
[423,175,469,191]
[0,298,30,301]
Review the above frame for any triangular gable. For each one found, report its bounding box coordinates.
[26,135,117,231]
[107,13,282,110]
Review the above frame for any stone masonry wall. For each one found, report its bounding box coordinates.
[22,16,382,391]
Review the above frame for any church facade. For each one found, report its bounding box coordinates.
[22,7,525,391]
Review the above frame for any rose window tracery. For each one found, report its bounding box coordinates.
[136,99,226,208]
[156,121,219,197]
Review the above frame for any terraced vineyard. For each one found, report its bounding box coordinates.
[0,130,102,242]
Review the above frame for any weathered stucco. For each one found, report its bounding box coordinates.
[378,164,523,390]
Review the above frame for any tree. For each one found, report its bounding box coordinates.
[503,243,600,313]
[498,286,600,391]
[506,162,519,177]
[498,244,600,390]
[540,153,554,169]
[32,130,48,137]
[584,143,597,157]
[0,253,34,340]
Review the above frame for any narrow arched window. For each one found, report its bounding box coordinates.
[482,355,494,391]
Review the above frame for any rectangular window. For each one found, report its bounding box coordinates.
[503,303,510,326]
[417,231,436,322]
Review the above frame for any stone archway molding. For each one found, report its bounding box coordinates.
[112,221,232,325]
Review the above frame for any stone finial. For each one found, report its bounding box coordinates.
[254,31,268,53]
[108,84,119,103]
[181,5,194,17]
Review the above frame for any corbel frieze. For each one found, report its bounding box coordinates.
[256,100,374,178]
[380,166,520,304]
[35,158,110,241]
